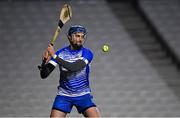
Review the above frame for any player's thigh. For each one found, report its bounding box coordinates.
[50,109,67,118]
[83,106,100,117]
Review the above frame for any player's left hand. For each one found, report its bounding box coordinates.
[47,44,55,57]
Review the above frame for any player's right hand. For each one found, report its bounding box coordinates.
[43,49,51,64]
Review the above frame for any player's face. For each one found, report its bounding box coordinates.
[68,32,85,49]
[71,32,85,45]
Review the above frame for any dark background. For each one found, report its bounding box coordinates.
[0,0,180,117]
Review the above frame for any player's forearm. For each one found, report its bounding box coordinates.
[53,55,86,72]
[39,62,55,79]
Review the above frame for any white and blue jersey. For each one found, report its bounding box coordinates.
[49,46,93,97]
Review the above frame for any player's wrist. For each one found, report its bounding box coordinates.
[53,54,57,59]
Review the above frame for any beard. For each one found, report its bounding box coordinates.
[70,41,83,50]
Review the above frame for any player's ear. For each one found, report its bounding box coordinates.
[67,35,72,40]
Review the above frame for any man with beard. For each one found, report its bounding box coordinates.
[39,25,100,117]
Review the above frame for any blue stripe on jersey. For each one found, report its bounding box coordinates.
[70,80,88,88]
[68,79,87,87]
[50,46,93,96]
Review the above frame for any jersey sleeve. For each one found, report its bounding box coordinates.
[81,48,93,65]
[49,51,60,67]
